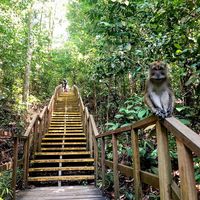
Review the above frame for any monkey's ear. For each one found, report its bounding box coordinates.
[149,62,154,68]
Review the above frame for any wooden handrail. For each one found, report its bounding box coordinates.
[39,106,47,120]
[162,117,200,156]
[94,113,199,200]
[11,84,62,200]
[24,114,38,137]
[72,85,199,199]
[96,115,157,138]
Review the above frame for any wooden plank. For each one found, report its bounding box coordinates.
[141,171,159,189]
[23,137,30,187]
[104,160,159,189]
[28,175,95,182]
[39,106,47,120]
[12,137,19,200]
[24,114,38,137]
[112,134,119,200]
[41,147,86,151]
[30,158,94,163]
[42,137,86,140]
[171,181,181,200]
[34,151,90,156]
[90,115,99,136]
[101,137,105,190]
[41,142,86,145]
[93,135,98,186]
[88,118,93,154]
[33,121,39,157]
[156,121,172,200]
[176,139,197,200]
[18,197,105,200]
[38,118,43,151]
[162,117,200,156]
[96,115,157,138]
[29,166,94,172]
[17,189,102,196]
[131,129,142,199]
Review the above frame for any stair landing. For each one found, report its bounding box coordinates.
[16,186,106,200]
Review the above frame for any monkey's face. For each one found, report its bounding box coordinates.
[149,61,167,82]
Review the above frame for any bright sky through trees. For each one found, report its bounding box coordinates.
[52,0,69,48]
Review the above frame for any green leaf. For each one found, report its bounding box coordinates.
[124,43,131,51]
[179,119,191,125]
[176,49,182,54]
[115,114,124,119]
[185,76,197,86]
[138,109,146,119]
[174,43,181,49]
[175,106,186,112]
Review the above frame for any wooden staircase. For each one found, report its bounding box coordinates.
[11,85,200,200]
[28,91,95,185]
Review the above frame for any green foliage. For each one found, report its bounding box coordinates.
[0,168,23,199]
[66,0,200,131]
[106,95,150,131]
[194,158,200,183]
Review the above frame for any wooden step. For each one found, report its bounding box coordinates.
[50,122,82,124]
[50,123,82,126]
[45,133,85,137]
[41,147,87,151]
[41,142,86,145]
[30,158,94,164]
[42,137,86,141]
[50,125,83,128]
[49,124,83,130]
[51,115,81,118]
[50,119,81,122]
[48,130,83,133]
[34,151,90,156]
[29,166,94,172]
[28,175,94,182]
[52,115,81,117]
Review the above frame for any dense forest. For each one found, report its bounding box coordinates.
[0,0,200,199]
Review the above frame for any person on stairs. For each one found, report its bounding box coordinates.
[62,79,69,92]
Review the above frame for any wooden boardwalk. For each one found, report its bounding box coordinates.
[16,186,107,200]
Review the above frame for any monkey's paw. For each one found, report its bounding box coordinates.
[154,109,165,119]
[165,108,173,118]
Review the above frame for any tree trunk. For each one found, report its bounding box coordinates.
[93,82,97,116]
[23,8,33,104]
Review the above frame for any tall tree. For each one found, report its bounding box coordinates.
[23,5,34,103]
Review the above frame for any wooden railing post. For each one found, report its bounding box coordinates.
[93,136,98,186]
[101,137,105,190]
[38,118,43,151]
[112,134,120,200]
[86,115,89,151]
[23,137,30,187]
[88,118,93,156]
[12,137,19,200]
[33,119,38,157]
[131,128,142,199]
[156,121,172,200]
[45,110,48,134]
[176,139,197,200]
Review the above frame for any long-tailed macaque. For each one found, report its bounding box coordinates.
[144,61,175,119]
